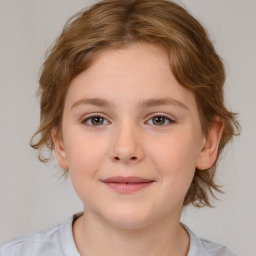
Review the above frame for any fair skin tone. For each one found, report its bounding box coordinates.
[52,43,223,256]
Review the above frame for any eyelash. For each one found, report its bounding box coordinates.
[81,114,175,127]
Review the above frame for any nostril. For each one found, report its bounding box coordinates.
[113,156,137,161]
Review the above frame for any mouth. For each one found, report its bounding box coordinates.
[101,176,155,194]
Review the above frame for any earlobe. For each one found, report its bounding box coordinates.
[196,118,224,170]
[51,128,69,170]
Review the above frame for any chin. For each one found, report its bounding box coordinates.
[102,208,158,231]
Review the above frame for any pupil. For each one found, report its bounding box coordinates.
[92,117,103,125]
[153,116,165,125]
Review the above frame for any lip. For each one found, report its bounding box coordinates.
[102,176,154,183]
[101,176,155,194]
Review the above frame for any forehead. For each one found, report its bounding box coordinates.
[91,42,170,68]
[81,43,171,88]
[65,42,197,111]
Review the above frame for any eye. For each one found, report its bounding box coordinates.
[147,115,174,126]
[82,115,109,126]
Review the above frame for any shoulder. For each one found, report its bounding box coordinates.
[0,213,81,256]
[0,224,62,256]
[199,238,236,256]
[183,224,237,256]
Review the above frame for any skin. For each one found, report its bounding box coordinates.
[52,42,223,256]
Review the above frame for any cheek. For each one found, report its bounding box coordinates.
[65,129,106,168]
[149,130,201,190]
[64,133,108,196]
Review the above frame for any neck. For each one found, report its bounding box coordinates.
[73,211,190,256]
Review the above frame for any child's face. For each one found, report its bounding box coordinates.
[53,43,214,229]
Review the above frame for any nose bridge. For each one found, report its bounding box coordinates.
[110,119,144,163]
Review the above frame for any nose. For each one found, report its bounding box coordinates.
[109,123,145,165]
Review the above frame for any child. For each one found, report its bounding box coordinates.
[0,0,240,255]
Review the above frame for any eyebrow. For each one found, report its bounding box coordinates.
[71,98,114,109]
[139,98,189,110]
[71,97,189,110]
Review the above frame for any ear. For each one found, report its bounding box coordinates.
[51,128,69,170]
[196,118,224,170]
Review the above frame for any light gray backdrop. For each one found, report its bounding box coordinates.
[0,1,255,255]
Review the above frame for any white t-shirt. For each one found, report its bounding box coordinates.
[0,213,236,256]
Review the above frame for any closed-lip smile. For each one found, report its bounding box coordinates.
[101,176,155,193]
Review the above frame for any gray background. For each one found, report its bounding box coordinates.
[0,1,255,255]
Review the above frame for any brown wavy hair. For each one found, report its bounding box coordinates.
[31,0,240,207]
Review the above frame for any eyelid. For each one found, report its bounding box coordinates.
[81,113,111,126]
[80,112,176,127]
[146,113,176,121]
